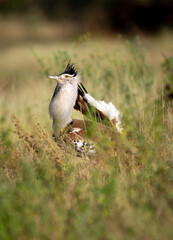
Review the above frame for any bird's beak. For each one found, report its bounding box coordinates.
[48,75,61,82]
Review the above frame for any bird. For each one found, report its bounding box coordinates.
[48,61,123,153]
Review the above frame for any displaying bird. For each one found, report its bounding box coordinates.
[49,61,123,153]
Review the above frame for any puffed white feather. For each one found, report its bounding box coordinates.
[85,93,123,133]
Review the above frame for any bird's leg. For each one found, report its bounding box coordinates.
[54,134,65,149]
[52,119,65,148]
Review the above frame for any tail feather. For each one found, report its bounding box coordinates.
[74,83,123,133]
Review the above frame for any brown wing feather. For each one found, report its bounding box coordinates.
[63,119,85,143]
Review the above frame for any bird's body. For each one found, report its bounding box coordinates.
[48,61,123,153]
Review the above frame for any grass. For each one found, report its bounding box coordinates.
[0,28,173,239]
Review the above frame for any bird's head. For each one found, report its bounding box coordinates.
[48,61,80,84]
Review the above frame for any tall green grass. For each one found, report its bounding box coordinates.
[0,37,173,240]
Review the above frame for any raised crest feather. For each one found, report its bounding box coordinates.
[64,61,78,76]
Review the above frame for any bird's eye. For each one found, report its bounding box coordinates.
[65,75,69,78]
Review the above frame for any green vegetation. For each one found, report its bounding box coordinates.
[0,34,173,240]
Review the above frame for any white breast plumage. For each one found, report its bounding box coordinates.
[49,82,78,129]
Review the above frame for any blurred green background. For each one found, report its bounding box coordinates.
[1,0,173,33]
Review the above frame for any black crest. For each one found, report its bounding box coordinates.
[63,61,78,76]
